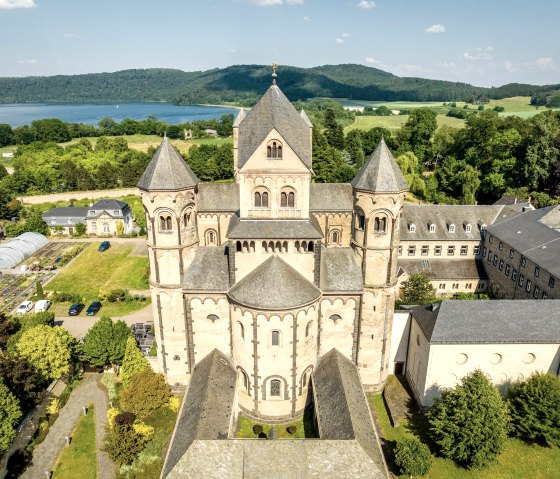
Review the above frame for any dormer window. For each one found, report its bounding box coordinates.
[429,223,436,233]
[448,224,456,233]
[89,210,95,216]
[465,223,472,233]
[409,223,416,233]
[480,224,486,231]
[266,140,283,159]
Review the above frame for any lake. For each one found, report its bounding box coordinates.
[0,103,240,127]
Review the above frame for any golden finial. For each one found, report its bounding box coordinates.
[272,63,279,84]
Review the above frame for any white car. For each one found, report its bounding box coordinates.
[35,300,51,312]
[16,301,33,314]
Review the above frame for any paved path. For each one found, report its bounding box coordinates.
[21,373,115,479]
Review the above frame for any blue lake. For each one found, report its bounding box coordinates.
[0,103,240,127]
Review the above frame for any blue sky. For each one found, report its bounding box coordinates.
[0,0,558,87]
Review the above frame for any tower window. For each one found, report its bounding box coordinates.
[238,321,244,340]
[207,314,219,323]
[159,214,172,231]
[205,229,217,246]
[266,140,283,159]
[374,216,387,233]
[330,230,341,244]
[305,321,313,337]
[356,210,365,231]
[271,330,281,346]
[329,314,342,323]
[270,379,281,397]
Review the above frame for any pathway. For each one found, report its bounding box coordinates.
[21,373,115,479]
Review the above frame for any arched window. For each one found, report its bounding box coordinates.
[207,314,219,323]
[280,188,296,208]
[448,224,456,233]
[271,330,281,347]
[205,229,217,246]
[307,242,314,253]
[282,241,288,253]
[374,216,387,233]
[305,321,313,337]
[238,321,244,340]
[330,230,340,244]
[429,223,436,233]
[159,214,172,231]
[409,223,416,233]
[356,210,365,231]
[238,368,249,392]
[254,188,269,208]
[183,207,193,227]
[270,379,281,397]
[236,241,242,252]
[266,140,283,159]
[330,314,342,323]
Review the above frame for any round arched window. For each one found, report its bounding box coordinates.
[329,314,342,323]
[522,353,536,364]
[455,353,468,365]
[207,314,219,323]
[490,353,502,365]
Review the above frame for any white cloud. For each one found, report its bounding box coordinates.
[335,37,345,44]
[248,0,303,5]
[426,24,445,33]
[303,16,312,22]
[342,33,350,37]
[63,33,81,38]
[0,0,36,9]
[357,0,376,9]
[365,57,380,65]
[17,59,42,64]
[534,57,557,71]
[463,46,493,61]
[285,0,303,4]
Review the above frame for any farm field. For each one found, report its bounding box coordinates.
[45,242,150,317]
[369,391,560,478]
[345,114,466,132]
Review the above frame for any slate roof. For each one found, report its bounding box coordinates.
[87,199,130,218]
[161,349,236,479]
[167,440,386,479]
[397,258,487,280]
[310,183,353,212]
[232,108,246,127]
[137,137,198,191]
[228,255,321,310]
[227,215,323,240]
[184,247,230,292]
[237,84,312,170]
[409,300,560,344]
[312,349,387,474]
[320,247,363,292]
[197,183,239,212]
[42,207,88,226]
[486,206,560,277]
[400,204,517,241]
[351,139,409,193]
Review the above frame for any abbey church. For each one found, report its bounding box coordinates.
[138,75,408,422]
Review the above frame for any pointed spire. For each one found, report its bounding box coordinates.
[271,63,279,85]
[137,136,199,191]
[351,139,409,193]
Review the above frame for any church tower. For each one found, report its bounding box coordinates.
[137,137,199,386]
[351,139,409,389]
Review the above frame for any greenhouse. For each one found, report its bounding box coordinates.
[0,232,49,269]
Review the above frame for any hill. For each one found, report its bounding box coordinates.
[0,64,558,106]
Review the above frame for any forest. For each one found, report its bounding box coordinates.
[1,64,559,106]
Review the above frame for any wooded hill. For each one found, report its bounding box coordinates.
[0,64,559,105]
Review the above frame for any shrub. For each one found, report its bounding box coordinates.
[394,438,432,477]
[103,424,146,467]
[107,289,128,303]
[115,412,136,429]
[286,425,297,435]
[107,407,119,429]
[46,398,60,416]
[253,425,263,435]
[167,396,180,413]
[119,369,171,418]
[101,372,118,399]
[133,419,154,439]
[51,291,81,304]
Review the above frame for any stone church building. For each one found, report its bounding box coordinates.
[138,78,409,422]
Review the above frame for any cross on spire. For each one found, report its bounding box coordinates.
[272,63,279,84]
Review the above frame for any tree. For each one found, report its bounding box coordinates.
[0,313,18,350]
[103,423,145,467]
[398,108,437,163]
[458,163,481,204]
[30,119,71,143]
[83,317,131,368]
[507,372,560,447]
[116,220,124,236]
[400,273,436,305]
[74,222,86,236]
[0,379,22,456]
[428,369,510,469]
[0,124,13,147]
[119,369,171,418]
[394,438,432,477]
[16,325,75,380]
[120,336,150,386]
[324,108,344,150]
[0,356,47,411]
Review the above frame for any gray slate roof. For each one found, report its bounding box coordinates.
[228,255,321,310]
[486,206,560,277]
[161,349,236,479]
[400,204,517,241]
[137,137,198,191]
[184,247,230,292]
[87,199,130,218]
[320,247,363,292]
[397,258,487,280]
[42,207,88,226]
[310,183,353,212]
[197,183,239,212]
[232,108,246,127]
[167,439,385,479]
[351,139,409,193]
[410,300,560,344]
[227,215,323,240]
[313,349,387,474]
[237,84,312,170]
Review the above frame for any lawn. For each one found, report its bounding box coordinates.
[369,392,560,478]
[45,242,150,316]
[345,114,465,133]
[235,408,317,439]
[52,404,96,479]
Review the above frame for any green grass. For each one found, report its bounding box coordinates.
[369,393,560,478]
[345,114,465,133]
[235,409,317,439]
[52,404,96,479]
[45,242,150,316]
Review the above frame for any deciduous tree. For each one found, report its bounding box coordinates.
[0,379,22,456]
[119,369,171,418]
[83,317,131,368]
[400,273,436,305]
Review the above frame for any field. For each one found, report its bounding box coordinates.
[52,405,96,479]
[45,242,150,317]
[369,392,560,478]
[345,114,465,132]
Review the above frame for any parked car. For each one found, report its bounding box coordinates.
[86,301,102,316]
[68,303,84,316]
[34,299,51,312]
[16,301,33,314]
[98,241,111,252]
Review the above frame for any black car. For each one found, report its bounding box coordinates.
[86,301,101,316]
[68,303,84,316]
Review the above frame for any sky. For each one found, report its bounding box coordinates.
[0,0,558,87]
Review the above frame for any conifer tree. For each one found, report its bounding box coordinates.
[120,336,150,386]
